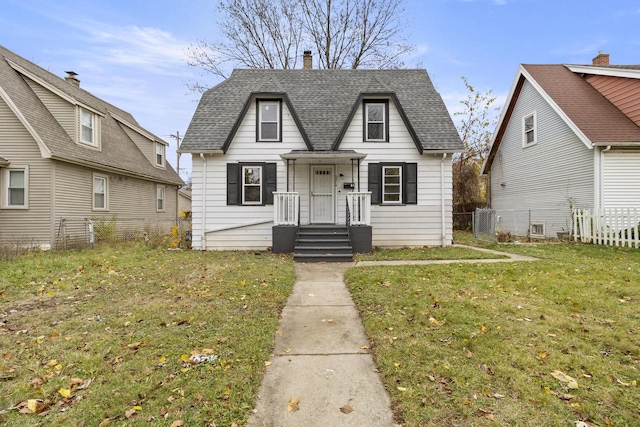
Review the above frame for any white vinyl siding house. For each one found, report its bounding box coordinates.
[183,69,463,252]
[484,61,640,238]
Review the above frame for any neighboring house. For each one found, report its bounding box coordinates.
[0,45,183,248]
[178,187,192,215]
[180,55,463,258]
[482,53,640,237]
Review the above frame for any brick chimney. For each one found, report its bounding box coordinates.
[592,52,609,66]
[64,71,80,87]
[303,50,312,69]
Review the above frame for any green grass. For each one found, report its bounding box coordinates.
[0,244,295,426]
[345,238,640,426]
[355,245,508,262]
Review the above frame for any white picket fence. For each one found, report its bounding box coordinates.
[573,208,640,248]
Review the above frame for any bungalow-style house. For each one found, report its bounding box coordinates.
[0,45,183,248]
[179,53,463,260]
[482,53,640,238]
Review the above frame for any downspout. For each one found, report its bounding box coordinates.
[440,153,448,247]
[200,153,207,249]
[596,145,611,211]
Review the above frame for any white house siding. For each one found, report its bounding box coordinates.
[25,78,76,141]
[339,100,453,247]
[0,96,53,246]
[192,100,307,250]
[601,150,640,209]
[489,80,594,236]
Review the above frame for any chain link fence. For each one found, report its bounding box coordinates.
[54,216,192,250]
[473,208,569,243]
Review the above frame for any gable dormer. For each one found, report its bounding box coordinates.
[14,63,104,150]
[111,112,167,169]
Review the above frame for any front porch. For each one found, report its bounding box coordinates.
[272,191,372,259]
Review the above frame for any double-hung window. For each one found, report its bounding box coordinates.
[93,175,108,210]
[157,185,165,211]
[5,168,27,208]
[364,100,388,142]
[523,111,537,147]
[81,108,95,145]
[368,162,417,205]
[257,100,281,141]
[155,142,165,167]
[382,166,402,204]
[242,165,262,205]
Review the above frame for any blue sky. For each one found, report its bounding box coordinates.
[1,0,638,179]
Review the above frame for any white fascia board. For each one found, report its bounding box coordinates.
[0,85,52,159]
[567,65,640,80]
[520,66,593,150]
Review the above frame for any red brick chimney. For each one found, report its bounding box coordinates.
[303,50,312,70]
[592,52,609,66]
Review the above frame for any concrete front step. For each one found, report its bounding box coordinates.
[293,253,354,263]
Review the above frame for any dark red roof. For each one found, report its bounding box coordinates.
[522,64,640,143]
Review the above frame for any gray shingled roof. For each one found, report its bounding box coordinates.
[181,69,463,153]
[0,45,182,186]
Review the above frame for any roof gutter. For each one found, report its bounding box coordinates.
[177,149,224,155]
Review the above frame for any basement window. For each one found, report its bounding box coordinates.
[530,223,545,238]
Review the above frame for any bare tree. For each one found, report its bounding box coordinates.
[453,77,500,224]
[187,0,414,88]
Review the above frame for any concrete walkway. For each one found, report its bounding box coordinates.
[248,245,538,427]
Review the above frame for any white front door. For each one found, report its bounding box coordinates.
[311,166,335,223]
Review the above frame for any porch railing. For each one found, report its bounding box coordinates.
[274,192,300,226]
[573,207,640,248]
[347,192,371,226]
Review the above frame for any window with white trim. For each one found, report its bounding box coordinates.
[157,185,165,211]
[523,111,537,147]
[257,100,281,141]
[242,165,262,205]
[364,101,388,142]
[4,168,27,208]
[382,165,402,204]
[530,223,545,238]
[93,175,108,210]
[81,108,96,145]
[155,142,165,167]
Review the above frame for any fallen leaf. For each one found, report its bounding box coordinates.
[360,345,369,350]
[284,348,291,353]
[170,421,184,427]
[125,408,137,419]
[58,388,71,398]
[340,404,353,414]
[98,419,110,427]
[264,361,272,366]
[397,386,407,392]
[27,399,39,413]
[550,370,578,389]
[493,393,505,399]
[287,397,300,412]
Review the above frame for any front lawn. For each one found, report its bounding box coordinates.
[345,241,640,426]
[0,244,295,426]
[355,245,508,262]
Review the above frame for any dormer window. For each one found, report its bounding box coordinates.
[155,142,165,167]
[257,100,281,142]
[364,100,389,142]
[80,108,95,145]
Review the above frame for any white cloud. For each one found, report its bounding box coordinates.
[550,39,608,57]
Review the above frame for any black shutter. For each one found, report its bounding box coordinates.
[405,163,417,204]
[264,162,277,205]
[368,163,381,205]
[227,163,239,205]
